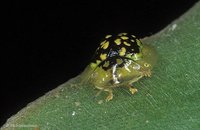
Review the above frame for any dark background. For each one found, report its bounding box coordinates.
[1,0,199,126]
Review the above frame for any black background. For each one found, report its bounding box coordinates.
[1,0,199,126]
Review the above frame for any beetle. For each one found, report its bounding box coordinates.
[82,33,157,102]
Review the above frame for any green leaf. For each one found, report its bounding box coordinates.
[2,2,200,130]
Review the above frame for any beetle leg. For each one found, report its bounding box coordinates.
[129,85,138,94]
[95,86,113,101]
[140,67,152,77]
[95,89,103,97]
[104,88,113,102]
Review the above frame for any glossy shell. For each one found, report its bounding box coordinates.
[90,33,143,70]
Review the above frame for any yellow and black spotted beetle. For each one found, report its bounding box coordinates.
[82,33,157,102]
